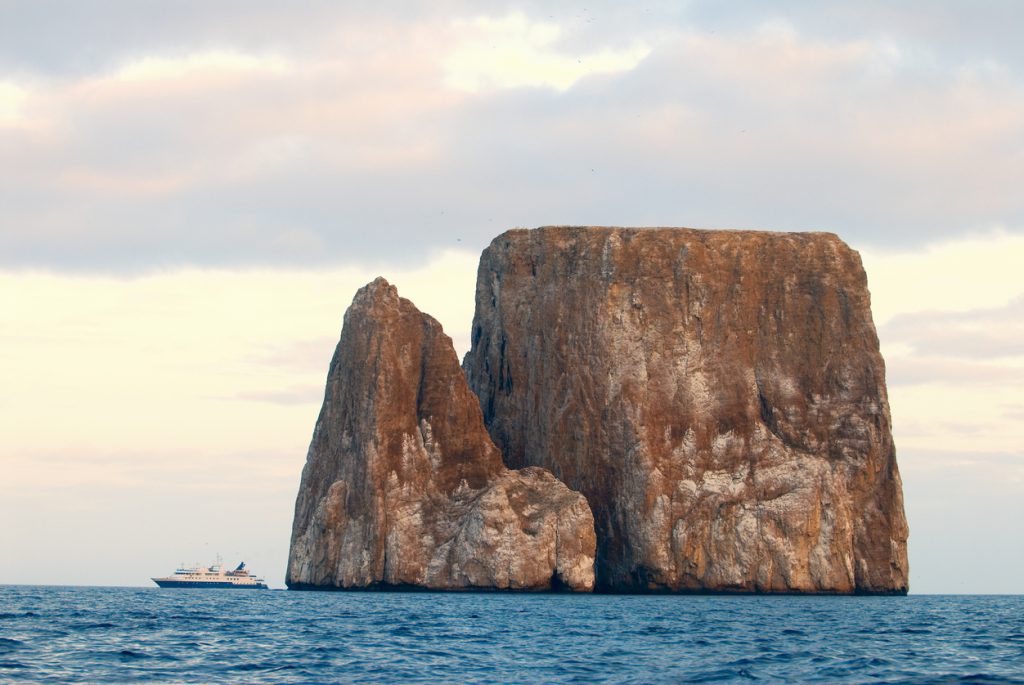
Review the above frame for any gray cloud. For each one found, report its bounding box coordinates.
[1,2,1022,272]
[0,1,409,77]
[886,357,1024,387]
[882,297,1024,360]
[222,386,324,406]
[1003,406,1024,422]
[251,337,339,373]
[684,0,1024,72]
[4,2,1021,77]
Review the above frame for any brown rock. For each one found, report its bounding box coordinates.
[286,277,596,591]
[463,227,909,594]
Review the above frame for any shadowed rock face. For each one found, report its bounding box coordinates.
[463,227,909,594]
[287,277,595,591]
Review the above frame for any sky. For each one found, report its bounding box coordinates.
[1,1,1021,593]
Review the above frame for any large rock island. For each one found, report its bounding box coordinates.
[463,227,909,594]
[287,277,596,591]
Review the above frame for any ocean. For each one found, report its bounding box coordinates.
[0,586,1021,683]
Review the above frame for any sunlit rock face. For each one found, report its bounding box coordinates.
[287,277,595,591]
[463,227,909,594]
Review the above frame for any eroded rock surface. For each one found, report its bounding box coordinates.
[287,277,595,591]
[463,227,909,594]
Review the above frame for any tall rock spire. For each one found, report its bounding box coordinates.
[287,277,595,591]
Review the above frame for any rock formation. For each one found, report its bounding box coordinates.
[463,227,909,594]
[287,277,596,591]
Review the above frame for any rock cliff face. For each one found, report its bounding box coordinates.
[463,227,909,594]
[287,277,595,591]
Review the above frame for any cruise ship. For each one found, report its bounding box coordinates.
[151,561,268,589]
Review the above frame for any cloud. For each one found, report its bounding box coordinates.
[889,381,1024,454]
[881,297,1024,360]
[898,447,1024,478]
[226,385,325,406]
[862,231,1024,325]
[251,337,339,372]
[0,81,29,126]
[5,447,297,493]
[0,249,478,469]
[1,7,1022,271]
[886,357,1024,387]
[113,50,291,82]
[854,231,1024,454]
[684,0,1024,73]
[443,12,652,92]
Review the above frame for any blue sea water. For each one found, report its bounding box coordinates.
[0,587,1021,684]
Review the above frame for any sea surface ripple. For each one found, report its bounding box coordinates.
[0,587,1022,683]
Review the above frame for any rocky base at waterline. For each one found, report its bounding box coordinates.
[286,278,596,592]
[464,227,909,594]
